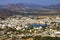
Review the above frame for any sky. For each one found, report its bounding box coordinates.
[0,0,60,5]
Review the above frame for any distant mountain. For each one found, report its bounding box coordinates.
[0,3,43,10]
[0,3,60,19]
[0,3,60,10]
[7,3,41,7]
[45,4,60,10]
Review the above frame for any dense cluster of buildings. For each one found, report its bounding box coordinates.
[0,15,60,40]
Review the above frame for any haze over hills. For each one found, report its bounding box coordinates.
[0,3,60,19]
[0,3,60,9]
[45,4,60,10]
[0,3,43,9]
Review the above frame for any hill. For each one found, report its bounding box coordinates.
[0,3,60,19]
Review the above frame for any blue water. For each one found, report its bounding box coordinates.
[29,23,47,28]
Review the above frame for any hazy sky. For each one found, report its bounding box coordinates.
[0,0,60,5]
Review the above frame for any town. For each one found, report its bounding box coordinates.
[0,15,60,40]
